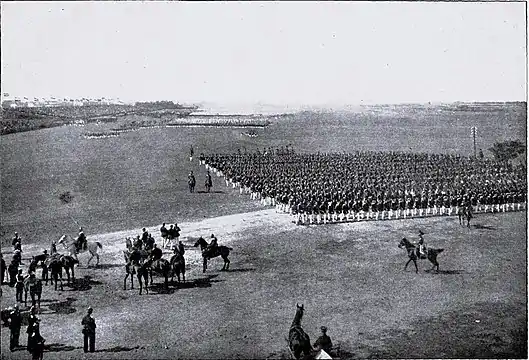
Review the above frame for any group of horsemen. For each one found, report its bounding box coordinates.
[199,148,526,224]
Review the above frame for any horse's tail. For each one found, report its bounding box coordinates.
[96,242,103,249]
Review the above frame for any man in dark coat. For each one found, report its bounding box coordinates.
[8,304,22,351]
[313,326,333,354]
[26,306,39,352]
[81,307,96,353]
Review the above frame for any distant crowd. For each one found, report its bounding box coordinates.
[200,147,526,224]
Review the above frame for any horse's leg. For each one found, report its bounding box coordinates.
[124,273,128,290]
[86,253,93,268]
[404,258,412,271]
[225,256,230,271]
[413,259,418,273]
[203,258,207,273]
[96,253,100,267]
[138,274,142,295]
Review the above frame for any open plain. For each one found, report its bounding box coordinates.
[0,103,527,359]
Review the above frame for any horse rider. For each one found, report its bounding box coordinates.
[205,171,213,192]
[133,235,143,250]
[177,240,185,256]
[417,230,427,259]
[150,244,163,261]
[141,228,149,243]
[188,171,196,193]
[8,304,22,351]
[13,249,23,265]
[12,232,22,251]
[172,223,181,249]
[206,234,218,255]
[160,223,168,248]
[77,227,87,251]
[313,326,333,354]
[15,269,24,303]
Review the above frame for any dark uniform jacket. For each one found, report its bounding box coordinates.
[82,314,96,335]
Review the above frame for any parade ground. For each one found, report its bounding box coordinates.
[0,204,526,359]
[0,104,526,359]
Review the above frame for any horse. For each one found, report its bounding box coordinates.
[170,252,186,284]
[398,237,444,273]
[59,255,79,285]
[45,257,64,290]
[24,276,42,309]
[28,257,48,284]
[123,260,150,295]
[288,304,312,360]
[146,258,171,289]
[58,235,102,267]
[193,237,232,273]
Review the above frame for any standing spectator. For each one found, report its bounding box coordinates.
[172,223,181,249]
[28,319,45,360]
[26,306,39,351]
[82,307,96,353]
[313,326,333,354]
[15,269,24,303]
[8,304,22,351]
[0,252,6,285]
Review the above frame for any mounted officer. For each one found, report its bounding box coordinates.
[77,228,87,251]
[206,234,218,256]
[416,230,427,259]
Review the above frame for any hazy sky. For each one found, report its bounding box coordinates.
[1,2,526,105]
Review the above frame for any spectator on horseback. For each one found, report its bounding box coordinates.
[144,234,155,251]
[12,232,22,251]
[172,223,181,248]
[313,326,333,354]
[177,240,185,256]
[150,244,163,261]
[207,234,218,254]
[160,223,168,248]
[141,228,149,243]
[133,235,143,250]
[77,228,87,251]
[8,303,22,351]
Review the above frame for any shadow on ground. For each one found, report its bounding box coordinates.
[45,343,82,352]
[47,297,77,314]
[93,263,124,270]
[473,224,497,231]
[96,345,142,353]
[67,275,103,291]
[424,269,466,275]
[196,190,225,194]
[147,274,224,294]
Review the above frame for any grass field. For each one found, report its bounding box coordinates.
[0,103,526,359]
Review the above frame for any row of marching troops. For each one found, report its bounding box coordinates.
[199,149,526,224]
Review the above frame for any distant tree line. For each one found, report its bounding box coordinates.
[488,139,526,163]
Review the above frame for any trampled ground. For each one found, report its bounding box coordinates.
[1,209,526,359]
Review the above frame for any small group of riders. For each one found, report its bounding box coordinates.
[188,170,213,193]
[159,223,181,249]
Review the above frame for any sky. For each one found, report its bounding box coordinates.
[1,2,527,106]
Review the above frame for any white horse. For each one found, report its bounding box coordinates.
[58,235,103,267]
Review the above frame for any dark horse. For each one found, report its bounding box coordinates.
[147,258,171,289]
[45,256,65,290]
[194,237,232,273]
[123,250,149,295]
[398,238,444,273]
[288,304,312,360]
[24,276,43,309]
[170,252,186,284]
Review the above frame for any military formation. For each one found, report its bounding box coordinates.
[201,147,526,224]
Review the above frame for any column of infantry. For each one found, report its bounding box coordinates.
[198,147,526,225]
